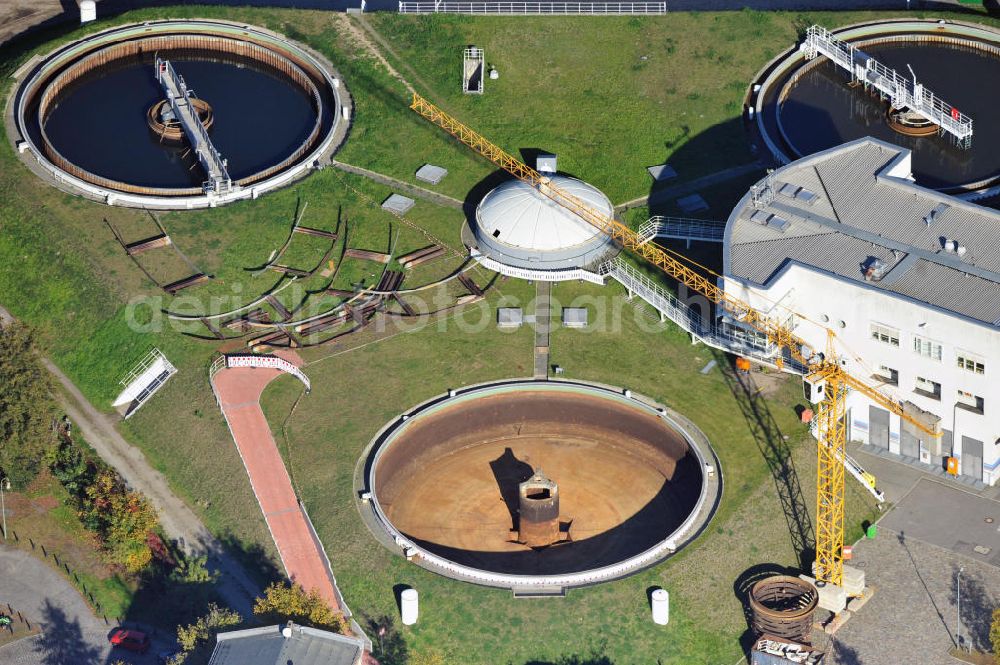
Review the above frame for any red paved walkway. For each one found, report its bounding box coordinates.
[211,351,342,611]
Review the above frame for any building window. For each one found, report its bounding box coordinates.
[873,364,899,385]
[957,354,985,375]
[913,335,942,361]
[870,323,899,347]
[957,390,985,415]
[915,376,941,400]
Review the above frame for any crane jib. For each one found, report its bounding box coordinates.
[409,91,942,588]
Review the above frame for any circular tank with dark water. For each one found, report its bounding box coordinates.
[10,20,349,208]
[360,382,720,591]
[752,21,1000,193]
[36,53,321,189]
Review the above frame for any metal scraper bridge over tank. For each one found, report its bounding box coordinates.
[10,20,351,209]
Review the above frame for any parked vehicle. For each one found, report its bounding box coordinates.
[109,627,151,654]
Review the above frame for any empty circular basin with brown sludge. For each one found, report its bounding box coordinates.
[359,381,721,593]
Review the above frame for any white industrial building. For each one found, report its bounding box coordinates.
[723,138,1000,486]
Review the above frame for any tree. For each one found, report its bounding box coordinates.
[991,608,1000,665]
[0,322,58,487]
[171,554,215,585]
[253,582,347,634]
[170,603,243,665]
[80,467,158,572]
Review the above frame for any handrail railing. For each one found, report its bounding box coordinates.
[155,57,234,193]
[399,1,666,14]
[803,25,972,144]
[636,216,727,244]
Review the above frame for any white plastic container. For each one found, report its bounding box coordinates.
[400,588,419,625]
[79,0,97,23]
[651,588,669,625]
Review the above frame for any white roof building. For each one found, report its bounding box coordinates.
[724,138,1000,486]
[470,174,617,282]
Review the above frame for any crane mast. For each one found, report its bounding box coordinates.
[409,93,940,588]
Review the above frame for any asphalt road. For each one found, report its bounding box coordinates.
[0,546,169,665]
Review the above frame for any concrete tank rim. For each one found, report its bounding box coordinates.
[354,377,724,592]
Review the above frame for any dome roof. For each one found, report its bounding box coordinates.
[476,175,612,252]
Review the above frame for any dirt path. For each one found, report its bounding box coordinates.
[333,13,417,96]
[0,306,260,618]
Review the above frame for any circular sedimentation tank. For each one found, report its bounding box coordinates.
[8,20,350,208]
[750,20,1000,194]
[358,381,721,593]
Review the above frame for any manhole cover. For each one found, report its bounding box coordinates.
[986,517,994,524]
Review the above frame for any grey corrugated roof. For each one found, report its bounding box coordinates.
[208,624,363,665]
[725,138,1000,327]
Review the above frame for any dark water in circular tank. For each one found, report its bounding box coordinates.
[38,53,318,188]
[779,42,1000,189]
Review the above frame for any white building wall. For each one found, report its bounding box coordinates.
[725,264,1000,485]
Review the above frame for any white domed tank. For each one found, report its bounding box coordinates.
[473,175,617,273]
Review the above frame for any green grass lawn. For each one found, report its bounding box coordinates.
[253,276,881,664]
[0,4,986,661]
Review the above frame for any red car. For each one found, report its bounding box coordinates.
[109,627,151,654]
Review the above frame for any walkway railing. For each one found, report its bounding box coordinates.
[223,354,311,393]
[802,25,972,145]
[155,57,233,193]
[399,1,666,14]
[636,216,726,245]
[599,258,806,373]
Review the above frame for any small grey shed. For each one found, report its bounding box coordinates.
[497,307,524,328]
[561,307,588,328]
[382,193,415,215]
[415,164,448,185]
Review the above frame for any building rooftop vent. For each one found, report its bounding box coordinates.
[863,256,889,281]
[924,202,949,226]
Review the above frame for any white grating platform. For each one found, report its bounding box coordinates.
[113,349,177,419]
[802,25,972,146]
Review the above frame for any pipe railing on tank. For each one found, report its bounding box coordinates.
[803,25,972,145]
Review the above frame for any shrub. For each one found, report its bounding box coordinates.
[253,582,348,634]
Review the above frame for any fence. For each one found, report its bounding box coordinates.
[399,1,666,14]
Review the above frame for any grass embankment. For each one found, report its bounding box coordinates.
[0,4,989,659]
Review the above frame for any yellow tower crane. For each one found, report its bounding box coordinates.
[410,93,943,588]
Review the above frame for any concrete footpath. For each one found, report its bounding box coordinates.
[209,353,344,612]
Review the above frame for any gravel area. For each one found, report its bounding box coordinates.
[819,526,1000,665]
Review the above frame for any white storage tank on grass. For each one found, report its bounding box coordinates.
[651,588,669,625]
[400,588,419,625]
[79,0,97,23]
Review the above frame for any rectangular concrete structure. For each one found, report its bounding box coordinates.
[382,193,415,215]
[415,163,448,184]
